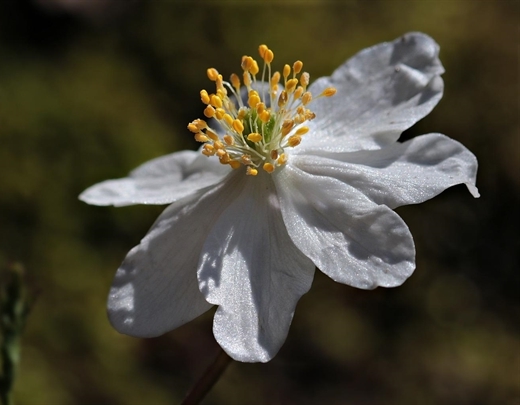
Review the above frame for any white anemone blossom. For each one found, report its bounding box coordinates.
[80,33,479,363]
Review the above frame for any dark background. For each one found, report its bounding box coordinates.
[0,0,518,404]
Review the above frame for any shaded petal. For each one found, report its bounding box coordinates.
[198,174,315,362]
[274,165,415,290]
[299,32,444,153]
[80,150,230,206]
[293,133,479,209]
[108,172,242,337]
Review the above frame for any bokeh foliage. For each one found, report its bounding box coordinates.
[0,0,518,404]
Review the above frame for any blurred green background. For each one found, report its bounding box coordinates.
[0,0,518,404]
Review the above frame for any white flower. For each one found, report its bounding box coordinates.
[80,32,479,363]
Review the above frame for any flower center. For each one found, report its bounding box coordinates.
[187,44,336,176]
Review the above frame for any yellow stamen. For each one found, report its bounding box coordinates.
[194,133,209,142]
[283,64,291,80]
[215,108,226,120]
[230,73,241,90]
[207,68,219,81]
[203,105,215,118]
[247,132,262,143]
[229,160,241,169]
[263,163,275,173]
[223,114,234,126]
[258,44,268,59]
[322,87,337,97]
[302,92,312,105]
[206,129,219,141]
[200,90,210,104]
[246,167,258,176]
[264,49,274,63]
[295,126,309,135]
[233,119,244,134]
[259,110,270,123]
[223,134,234,145]
[287,135,301,147]
[248,91,261,108]
[300,72,310,88]
[293,60,303,75]
[286,78,298,93]
[187,123,199,133]
[210,94,223,108]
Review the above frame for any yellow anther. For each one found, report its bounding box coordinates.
[293,86,304,99]
[219,153,231,164]
[277,153,287,165]
[241,56,255,71]
[283,64,291,80]
[293,60,303,75]
[241,155,252,165]
[214,141,224,150]
[278,90,288,107]
[230,73,241,90]
[286,78,298,93]
[187,123,199,133]
[207,68,219,81]
[233,119,244,134]
[263,163,275,173]
[281,120,294,136]
[270,150,278,160]
[305,110,316,120]
[204,105,216,118]
[223,134,234,145]
[295,126,310,135]
[202,144,215,156]
[193,119,207,130]
[246,167,258,176]
[229,160,241,169]
[300,72,310,88]
[264,49,274,63]
[302,92,312,105]
[216,89,226,100]
[205,129,219,141]
[322,87,337,97]
[258,44,268,58]
[247,132,262,143]
[256,102,265,115]
[223,114,234,126]
[259,110,271,123]
[250,60,260,76]
[248,92,261,108]
[210,94,223,108]
[243,71,252,87]
[287,135,302,147]
[200,90,210,104]
[216,75,225,92]
[237,107,248,120]
[271,71,280,86]
[194,133,209,142]
[215,108,226,120]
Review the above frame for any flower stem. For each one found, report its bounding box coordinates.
[181,347,232,405]
[0,263,32,405]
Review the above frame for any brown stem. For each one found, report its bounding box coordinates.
[181,347,232,405]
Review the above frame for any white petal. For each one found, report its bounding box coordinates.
[108,172,242,337]
[300,32,444,153]
[274,165,415,290]
[294,133,479,209]
[197,174,315,362]
[80,150,230,206]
